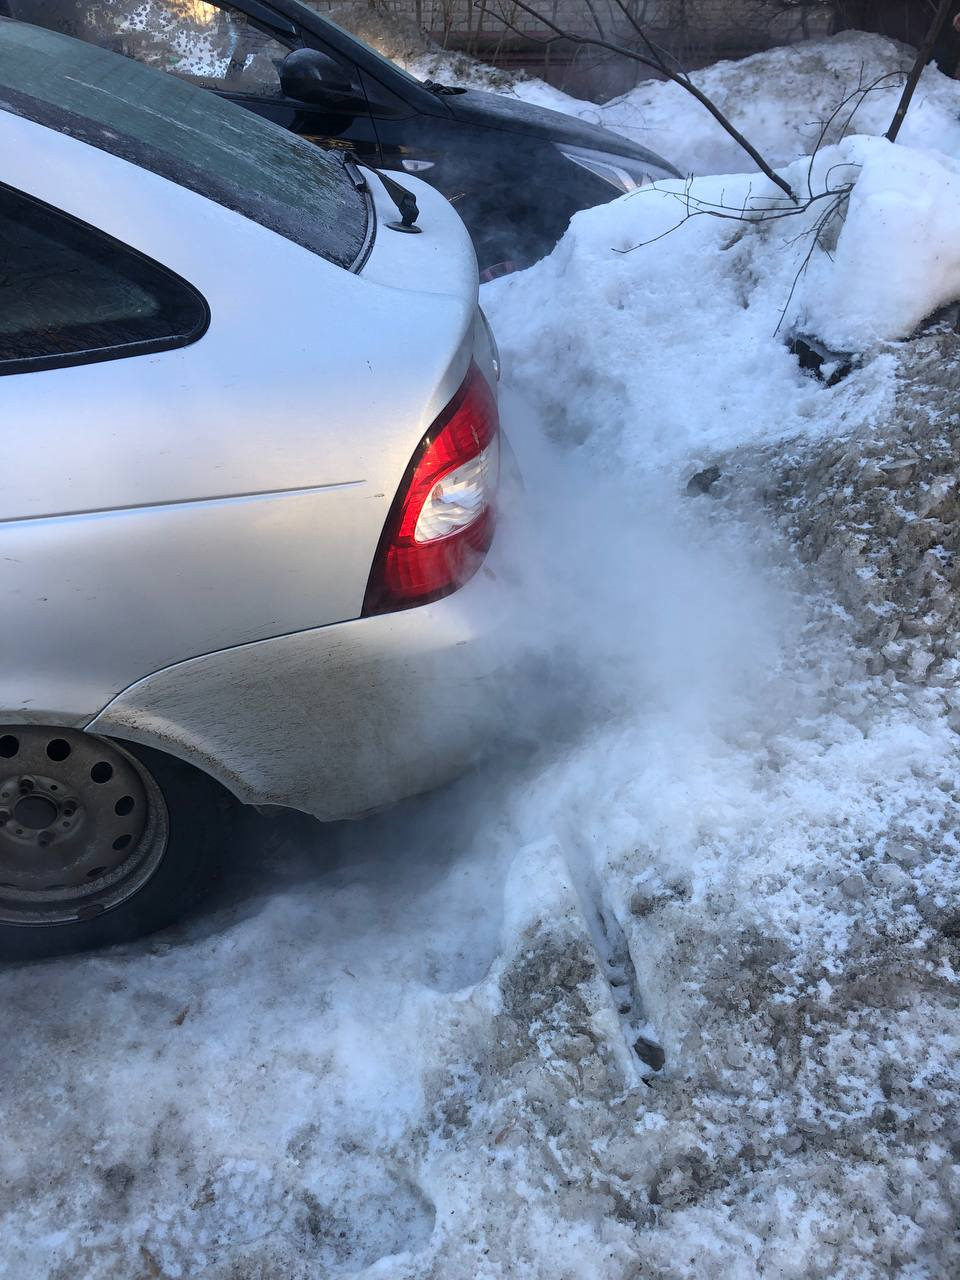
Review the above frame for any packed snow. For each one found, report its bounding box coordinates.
[800,138,960,348]
[4,31,960,1280]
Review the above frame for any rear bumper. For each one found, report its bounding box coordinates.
[86,542,515,821]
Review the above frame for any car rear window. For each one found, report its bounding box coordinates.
[0,18,369,270]
[0,184,208,374]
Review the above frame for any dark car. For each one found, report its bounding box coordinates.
[2,0,681,271]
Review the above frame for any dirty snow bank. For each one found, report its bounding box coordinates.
[745,318,960,692]
[4,448,958,1279]
[474,85,960,1276]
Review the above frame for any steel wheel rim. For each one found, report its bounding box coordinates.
[0,728,168,927]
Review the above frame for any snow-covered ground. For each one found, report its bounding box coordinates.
[4,33,960,1280]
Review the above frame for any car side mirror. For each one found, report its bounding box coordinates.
[280,47,356,102]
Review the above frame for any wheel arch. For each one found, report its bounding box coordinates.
[0,711,244,805]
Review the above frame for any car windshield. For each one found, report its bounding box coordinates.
[0,17,369,269]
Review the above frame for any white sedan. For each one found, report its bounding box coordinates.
[0,17,510,957]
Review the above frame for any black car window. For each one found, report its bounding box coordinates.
[0,19,370,269]
[319,12,425,92]
[0,185,208,375]
[5,0,294,97]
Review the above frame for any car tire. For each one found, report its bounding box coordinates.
[0,729,231,961]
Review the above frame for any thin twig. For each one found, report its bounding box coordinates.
[609,0,688,81]
[581,0,607,42]
[774,188,851,335]
[612,179,850,257]
[804,67,902,201]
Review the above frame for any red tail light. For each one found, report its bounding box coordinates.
[362,362,499,615]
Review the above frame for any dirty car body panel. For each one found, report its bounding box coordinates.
[0,19,506,828]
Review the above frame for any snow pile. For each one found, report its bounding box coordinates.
[592,32,960,176]
[484,128,960,465]
[801,138,960,348]
[485,159,848,472]
[473,49,960,1275]
[408,32,960,177]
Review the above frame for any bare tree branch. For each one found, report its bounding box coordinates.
[608,0,689,83]
[475,0,798,200]
[803,66,903,200]
[772,183,853,335]
[886,0,954,142]
[581,0,607,42]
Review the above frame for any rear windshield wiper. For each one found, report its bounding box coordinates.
[342,151,420,233]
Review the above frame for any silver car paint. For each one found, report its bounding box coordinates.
[2,116,476,671]
[88,536,511,819]
[2,112,507,813]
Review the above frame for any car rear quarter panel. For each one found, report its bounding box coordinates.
[87,537,514,820]
[0,114,482,723]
